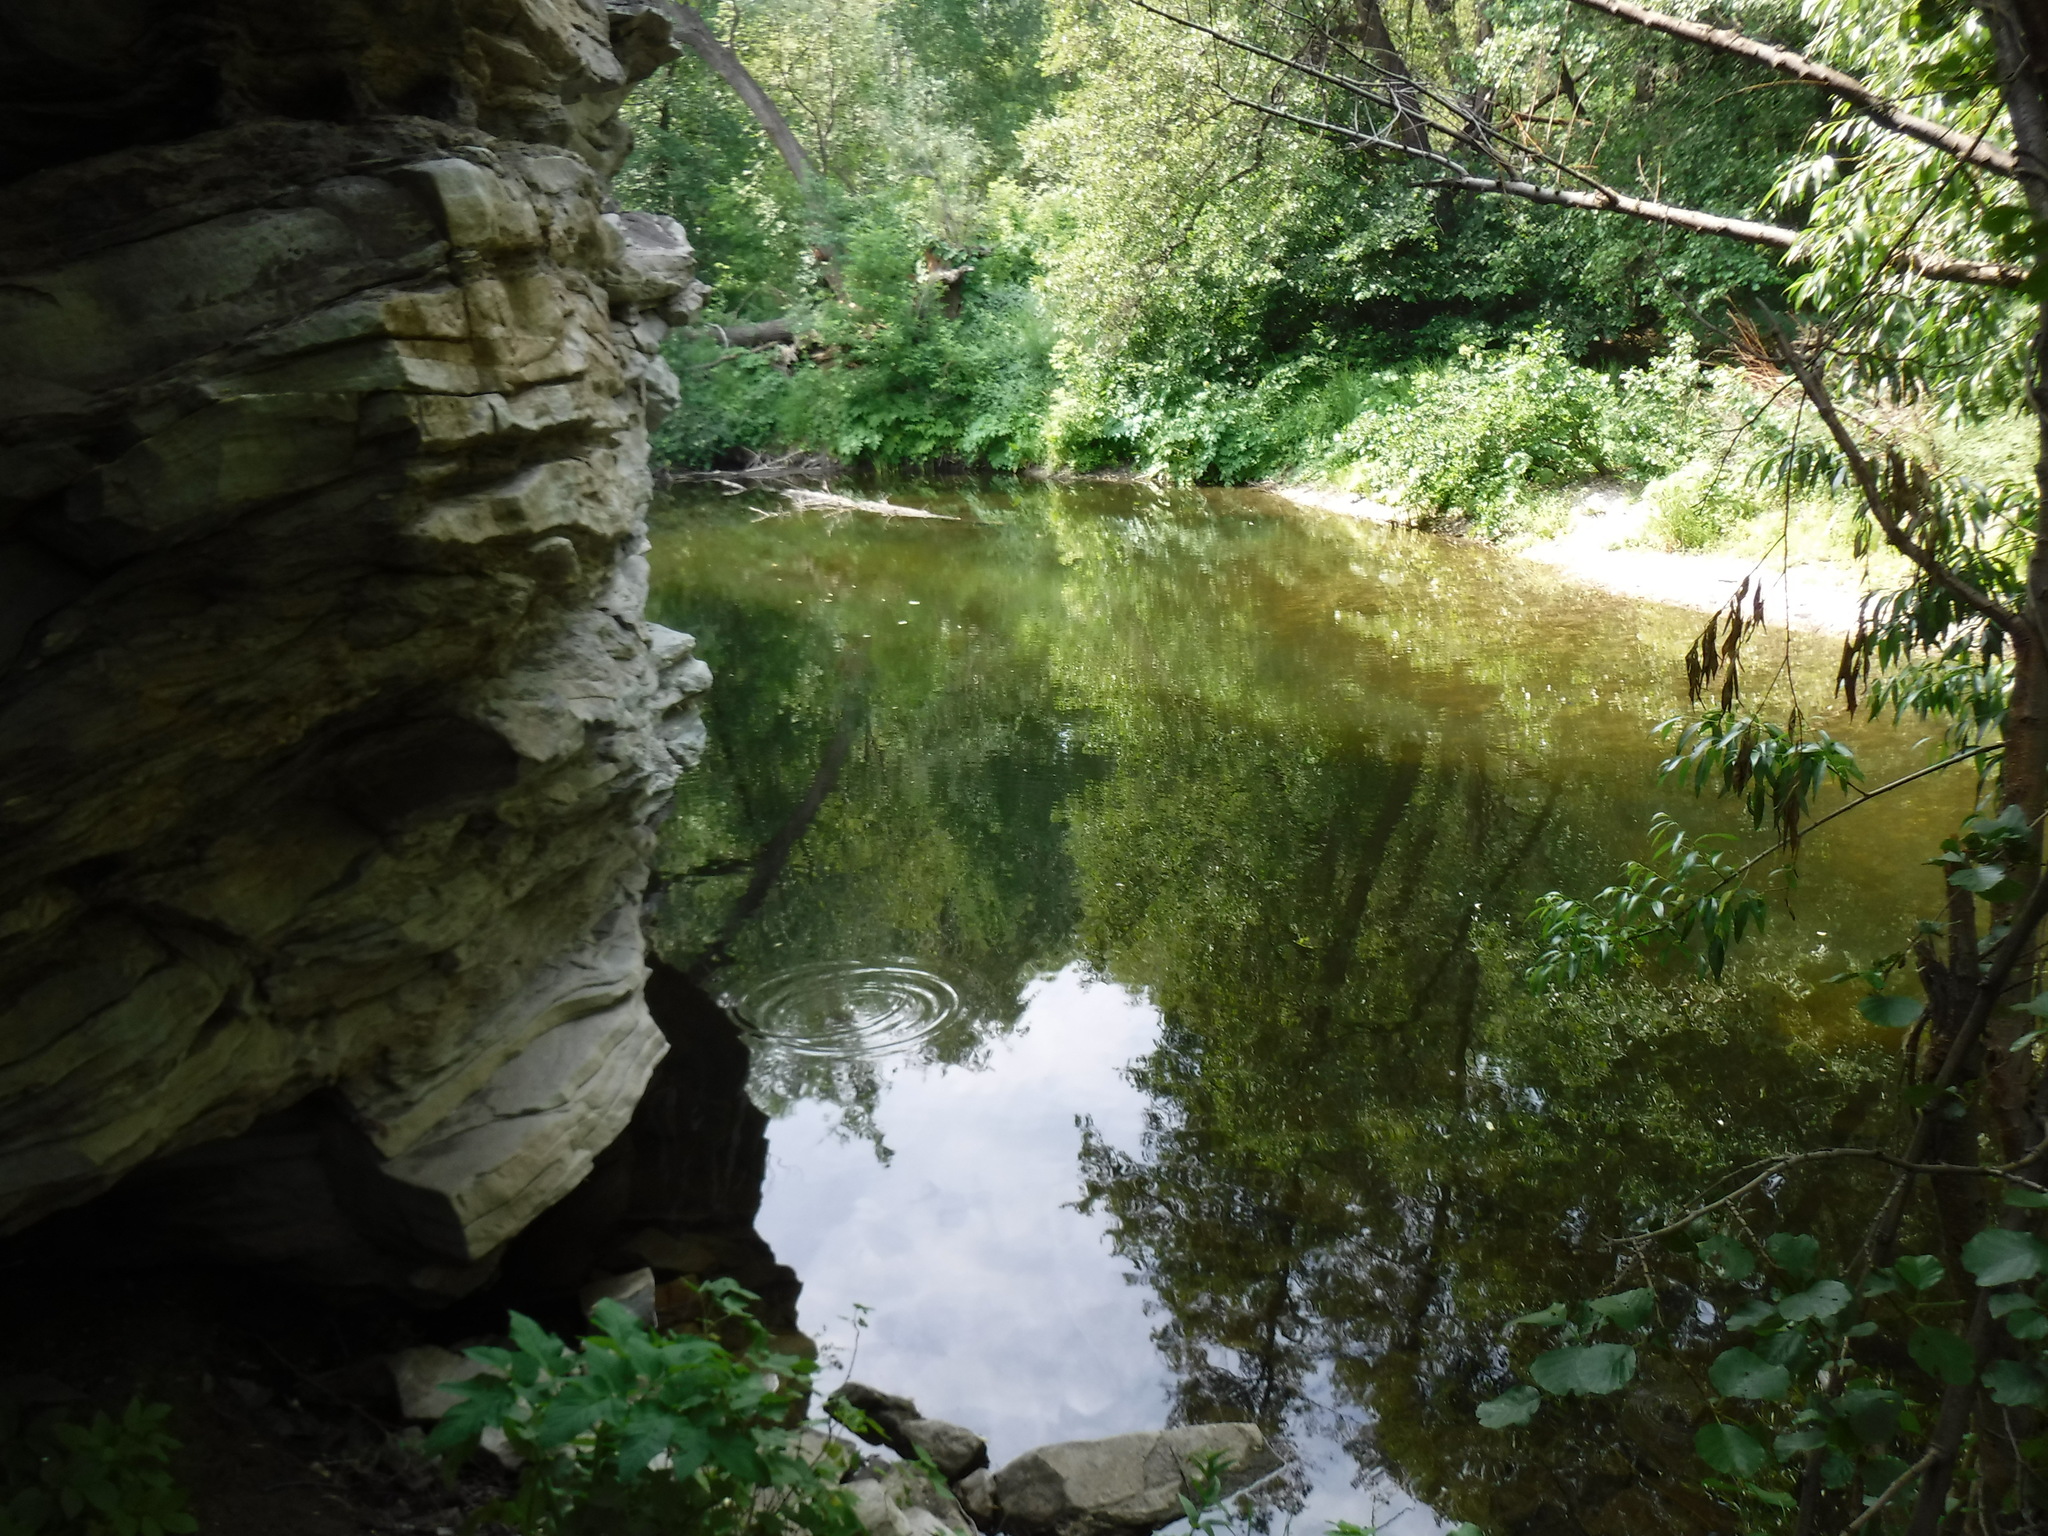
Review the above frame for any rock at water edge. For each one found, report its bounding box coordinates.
[993,1424,1280,1536]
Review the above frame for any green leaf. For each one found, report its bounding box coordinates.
[1529,1343,1637,1396]
[1696,1233,1756,1281]
[1475,1386,1539,1428]
[1766,1232,1820,1281]
[1950,863,2010,893]
[533,1399,610,1449]
[1836,1389,1902,1446]
[1909,1325,1976,1385]
[1754,1328,1805,1371]
[1962,1227,2048,1286]
[2015,994,2048,1017]
[1586,1288,1656,1331]
[1696,1423,1766,1478]
[1983,1360,2048,1408]
[1774,1426,1828,1458]
[2006,1186,2048,1208]
[1894,1254,1945,1292]
[1508,1302,1566,1329]
[1709,1347,1792,1401]
[1777,1280,1851,1322]
[1857,994,1924,1029]
[2007,1307,2048,1341]
[1726,1298,1776,1330]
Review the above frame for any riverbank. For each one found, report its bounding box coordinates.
[1269,481,1884,637]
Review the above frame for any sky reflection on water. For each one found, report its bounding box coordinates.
[754,964,1440,1533]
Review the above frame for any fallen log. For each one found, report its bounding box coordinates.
[777,488,958,519]
[701,318,798,348]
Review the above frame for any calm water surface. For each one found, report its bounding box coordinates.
[645,478,1962,1536]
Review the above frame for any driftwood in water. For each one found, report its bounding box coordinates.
[658,452,838,486]
[776,488,959,519]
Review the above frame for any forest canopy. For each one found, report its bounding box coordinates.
[612,0,1936,495]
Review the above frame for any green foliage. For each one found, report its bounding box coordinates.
[1658,709,1863,843]
[1329,332,1613,531]
[0,1399,196,1536]
[428,1284,861,1536]
[1644,461,1770,551]
[613,0,1826,482]
[1476,1200,2048,1529]
[782,202,1054,466]
[1529,812,1769,986]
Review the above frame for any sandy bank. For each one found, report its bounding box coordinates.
[1270,482,1873,637]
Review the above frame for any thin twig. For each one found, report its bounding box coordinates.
[1845,1445,1942,1534]
[1623,1132,2048,1244]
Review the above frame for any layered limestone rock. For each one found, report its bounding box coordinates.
[0,0,710,1286]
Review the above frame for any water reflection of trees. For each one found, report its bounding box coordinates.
[645,483,1910,1530]
[1068,708,1889,1534]
[645,506,1098,1132]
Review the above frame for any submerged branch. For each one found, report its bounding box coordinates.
[776,488,961,519]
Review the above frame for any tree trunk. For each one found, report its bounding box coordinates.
[1346,0,1430,151]
[660,0,819,196]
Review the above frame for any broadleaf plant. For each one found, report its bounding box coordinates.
[428,1280,863,1536]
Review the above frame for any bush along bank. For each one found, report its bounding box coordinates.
[663,311,1953,567]
[415,1280,1284,1536]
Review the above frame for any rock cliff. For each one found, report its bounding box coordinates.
[0,0,709,1290]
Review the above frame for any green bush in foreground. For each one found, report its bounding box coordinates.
[0,1397,196,1536]
[429,1282,860,1536]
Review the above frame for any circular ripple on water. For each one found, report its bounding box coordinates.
[731,960,962,1061]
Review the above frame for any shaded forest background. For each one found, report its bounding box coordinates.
[612,0,1953,527]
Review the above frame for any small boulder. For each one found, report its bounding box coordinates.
[845,1459,976,1536]
[837,1382,990,1480]
[388,1345,497,1421]
[578,1267,657,1327]
[956,1467,999,1532]
[993,1424,1279,1536]
[839,1381,918,1438]
[900,1416,992,1480]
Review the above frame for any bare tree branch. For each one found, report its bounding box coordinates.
[1212,87,2026,288]
[1140,0,2028,290]
[1569,0,2019,178]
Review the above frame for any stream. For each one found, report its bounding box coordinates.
[644,476,1961,1536]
